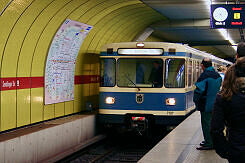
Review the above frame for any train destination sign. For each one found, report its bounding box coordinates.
[118,49,163,55]
[211,4,245,28]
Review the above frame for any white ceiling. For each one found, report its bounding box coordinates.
[142,0,210,19]
[142,0,244,58]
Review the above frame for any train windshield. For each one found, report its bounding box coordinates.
[100,59,116,87]
[117,58,163,88]
[165,58,185,88]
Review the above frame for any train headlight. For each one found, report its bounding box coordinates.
[105,97,115,104]
[166,98,176,105]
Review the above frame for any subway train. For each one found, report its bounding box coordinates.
[98,42,232,132]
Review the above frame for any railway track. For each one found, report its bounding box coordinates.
[57,127,170,163]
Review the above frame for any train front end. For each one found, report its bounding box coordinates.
[99,42,194,131]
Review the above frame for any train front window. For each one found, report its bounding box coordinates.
[117,58,163,88]
[165,58,185,88]
[100,59,116,87]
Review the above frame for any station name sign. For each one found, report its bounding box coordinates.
[211,4,245,28]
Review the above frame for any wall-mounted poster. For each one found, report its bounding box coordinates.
[45,19,93,105]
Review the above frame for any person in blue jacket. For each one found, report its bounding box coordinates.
[193,57,222,150]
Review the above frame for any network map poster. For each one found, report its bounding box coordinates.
[45,19,93,105]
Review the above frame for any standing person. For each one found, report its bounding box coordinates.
[217,65,227,82]
[148,61,163,88]
[210,57,245,162]
[236,42,245,59]
[193,58,222,150]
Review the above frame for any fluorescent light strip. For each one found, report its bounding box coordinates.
[204,0,211,10]
[218,29,237,51]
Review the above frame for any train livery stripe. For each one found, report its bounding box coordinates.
[0,75,100,91]
[99,106,195,116]
[100,87,194,93]
[99,109,168,115]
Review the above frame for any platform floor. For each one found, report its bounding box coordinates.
[139,111,228,163]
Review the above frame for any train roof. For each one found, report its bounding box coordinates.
[101,42,185,52]
[101,42,233,65]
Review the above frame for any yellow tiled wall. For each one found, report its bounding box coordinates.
[145,35,165,42]
[0,0,165,131]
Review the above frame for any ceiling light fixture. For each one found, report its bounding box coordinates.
[204,0,212,10]
[218,29,237,51]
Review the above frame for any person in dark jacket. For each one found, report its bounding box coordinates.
[148,61,163,88]
[193,57,222,150]
[236,42,245,59]
[211,57,245,163]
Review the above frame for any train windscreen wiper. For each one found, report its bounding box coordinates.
[125,74,140,91]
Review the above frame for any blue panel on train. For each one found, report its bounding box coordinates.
[99,92,188,111]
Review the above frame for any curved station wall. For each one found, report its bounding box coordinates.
[0,0,165,131]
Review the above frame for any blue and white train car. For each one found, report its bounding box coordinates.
[99,42,232,130]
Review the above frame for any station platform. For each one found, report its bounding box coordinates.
[139,111,228,163]
[0,112,102,163]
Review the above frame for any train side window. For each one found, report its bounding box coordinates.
[199,61,203,74]
[188,59,192,87]
[165,58,185,88]
[196,61,200,79]
[100,58,116,87]
[193,61,197,83]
